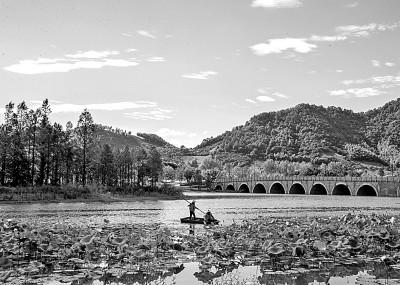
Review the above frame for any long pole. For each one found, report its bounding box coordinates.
[178,194,206,214]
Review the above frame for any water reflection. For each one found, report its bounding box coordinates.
[189,224,195,235]
[77,261,400,285]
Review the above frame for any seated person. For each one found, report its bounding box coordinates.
[204,210,215,223]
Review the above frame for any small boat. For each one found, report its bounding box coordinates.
[180,217,220,225]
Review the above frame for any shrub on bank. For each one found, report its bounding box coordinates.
[0,183,182,202]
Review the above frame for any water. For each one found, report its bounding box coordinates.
[1,193,400,227]
[2,193,400,285]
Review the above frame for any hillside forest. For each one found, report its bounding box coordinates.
[195,98,400,179]
[0,99,400,193]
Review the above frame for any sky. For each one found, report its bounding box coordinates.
[1,0,400,147]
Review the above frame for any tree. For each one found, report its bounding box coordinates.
[99,144,115,186]
[184,167,195,183]
[193,169,203,188]
[204,169,220,190]
[163,165,175,181]
[201,158,222,171]
[0,103,14,185]
[63,121,75,184]
[9,102,31,186]
[147,147,163,187]
[136,147,148,187]
[75,109,95,186]
[378,140,399,175]
[174,163,186,182]
[27,109,40,185]
[188,159,198,168]
[50,123,64,185]
[222,162,233,179]
[36,99,52,185]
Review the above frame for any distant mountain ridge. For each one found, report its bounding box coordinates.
[94,99,400,167]
[192,98,400,166]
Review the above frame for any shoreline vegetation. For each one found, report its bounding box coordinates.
[0,184,188,204]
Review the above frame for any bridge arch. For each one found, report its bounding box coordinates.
[289,183,305,194]
[269,182,285,194]
[332,183,351,195]
[239,183,250,193]
[357,184,377,196]
[214,184,223,191]
[310,183,327,195]
[253,183,267,193]
[226,184,235,192]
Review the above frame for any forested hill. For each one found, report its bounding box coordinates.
[96,125,176,149]
[194,98,400,166]
[95,125,183,164]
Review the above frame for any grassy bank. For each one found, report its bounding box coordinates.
[0,184,183,204]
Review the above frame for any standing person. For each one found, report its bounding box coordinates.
[188,200,196,220]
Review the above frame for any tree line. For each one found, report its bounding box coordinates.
[1,99,398,191]
[0,99,163,189]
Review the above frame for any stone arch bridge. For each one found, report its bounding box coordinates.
[211,176,400,197]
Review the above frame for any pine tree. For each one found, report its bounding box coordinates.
[75,109,95,186]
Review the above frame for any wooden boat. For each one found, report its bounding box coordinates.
[180,217,220,225]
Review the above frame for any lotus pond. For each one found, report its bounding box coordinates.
[2,194,400,285]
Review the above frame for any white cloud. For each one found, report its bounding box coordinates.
[371,60,381,67]
[157,128,197,138]
[4,58,139,74]
[246,99,257,104]
[251,0,302,9]
[343,74,400,85]
[156,128,198,147]
[385,62,396,67]
[147,56,166,62]
[335,22,399,38]
[256,95,275,102]
[4,49,140,74]
[330,88,383,98]
[182,71,218,80]
[124,108,174,120]
[345,2,359,8]
[66,50,119,59]
[250,21,400,58]
[257,87,270,94]
[137,30,157,39]
[338,74,400,97]
[309,35,347,42]
[250,38,317,55]
[256,88,288,99]
[335,70,343,73]
[371,75,400,84]
[29,101,157,113]
[157,128,186,137]
[273,92,289,98]
[126,49,137,52]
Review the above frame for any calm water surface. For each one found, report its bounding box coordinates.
[1,193,400,227]
[2,193,400,285]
